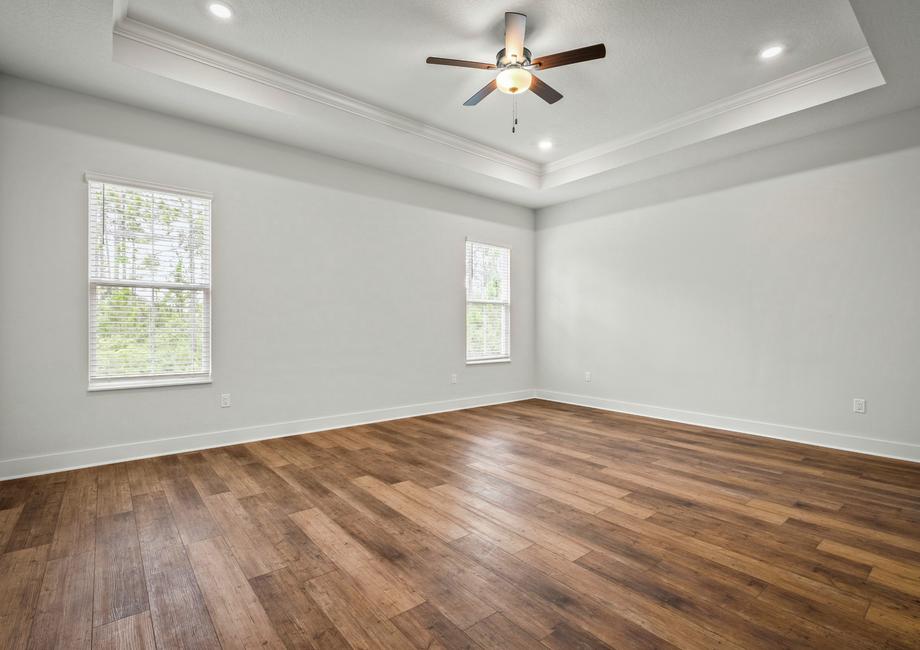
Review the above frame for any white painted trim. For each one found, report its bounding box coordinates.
[87,375,212,392]
[110,18,883,193]
[0,390,536,480]
[112,18,540,177]
[535,390,920,463]
[542,48,880,176]
[84,171,213,199]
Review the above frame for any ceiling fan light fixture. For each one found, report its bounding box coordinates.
[496,67,532,94]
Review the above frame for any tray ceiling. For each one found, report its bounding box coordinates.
[2,1,917,207]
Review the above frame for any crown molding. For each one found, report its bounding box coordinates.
[113,18,541,177]
[543,47,881,177]
[112,17,883,196]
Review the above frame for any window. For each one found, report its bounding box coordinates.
[87,174,211,389]
[465,239,511,363]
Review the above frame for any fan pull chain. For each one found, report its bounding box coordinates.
[512,95,519,134]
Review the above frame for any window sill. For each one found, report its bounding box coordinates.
[466,358,511,365]
[88,375,212,392]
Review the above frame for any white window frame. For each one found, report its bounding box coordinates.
[86,172,213,391]
[465,238,511,365]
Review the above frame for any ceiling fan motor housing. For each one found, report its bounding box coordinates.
[497,47,533,68]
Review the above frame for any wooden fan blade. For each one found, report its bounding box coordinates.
[529,74,563,104]
[532,43,606,70]
[463,79,498,106]
[426,57,496,70]
[504,12,527,62]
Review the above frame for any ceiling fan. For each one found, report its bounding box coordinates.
[426,12,605,107]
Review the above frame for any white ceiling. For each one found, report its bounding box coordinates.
[1,1,919,207]
[124,0,868,161]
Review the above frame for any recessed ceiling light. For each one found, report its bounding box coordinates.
[538,140,553,150]
[759,44,784,60]
[208,2,233,19]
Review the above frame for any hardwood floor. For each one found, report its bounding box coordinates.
[1,398,919,649]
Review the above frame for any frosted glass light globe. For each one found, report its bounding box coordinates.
[496,67,532,94]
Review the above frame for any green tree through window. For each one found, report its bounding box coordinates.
[465,240,511,362]
[88,178,211,388]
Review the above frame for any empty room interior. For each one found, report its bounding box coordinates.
[2,0,920,648]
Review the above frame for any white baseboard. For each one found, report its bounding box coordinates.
[0,390,536,480]
[535,390,920,463]
[5,388,915,479]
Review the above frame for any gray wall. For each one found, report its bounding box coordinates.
[0,77,535,476]
[536,108,920,460]
[3,76,919,475]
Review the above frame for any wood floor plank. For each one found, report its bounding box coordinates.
[817,538,920,582]
[139,539,221,649]
[390,602,480,649]
[0,505,25,549]
[244,441,291,468]
[203,491,286,578]
[595,505,871,617]
[394,479,532,553]
[518,543,741,649]
[353,474,470,542]
[26,550,94,649]
[540,621,619,650]
[453,534,675,649]
[1,400,918,649]
[160,476,221,545]
[868,566,920,598]
[95,463,133,517]
[0,544,50,650]
[469,461,607,514]
[432,483,591,560]
[179,452,230,497]
[465,611,541,649]
[200,447,265,497]
[49,470,97,559]
[237,492,336,580]
[132,490,182,551]
[125,459,163,497]
[289,507,425,618]
[91,611,156,650]
[93,512,148,627]
[306,569,416,650]
[244,462,314,514]
[0,477,37,511]
[186,535,285,649]
[601,464,787,525]
[5,474,68,552]
[249,567,350,650]
[333,509,498,630]
[749,498,920,552]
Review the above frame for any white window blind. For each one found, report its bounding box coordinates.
[87,175,211,389]
[465,240,511,363]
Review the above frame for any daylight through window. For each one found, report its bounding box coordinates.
[465,239,511,363]
[87,176,211,389]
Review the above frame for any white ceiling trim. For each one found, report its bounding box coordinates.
[544,47,879,176]
[112,18,883,194]
[113,18,540,177]
[540,47,884,188]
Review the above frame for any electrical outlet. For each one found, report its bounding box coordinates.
[584,371,592,383]
[220,393,232,408]
[450,373,458,384]
[853,398,866,414]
